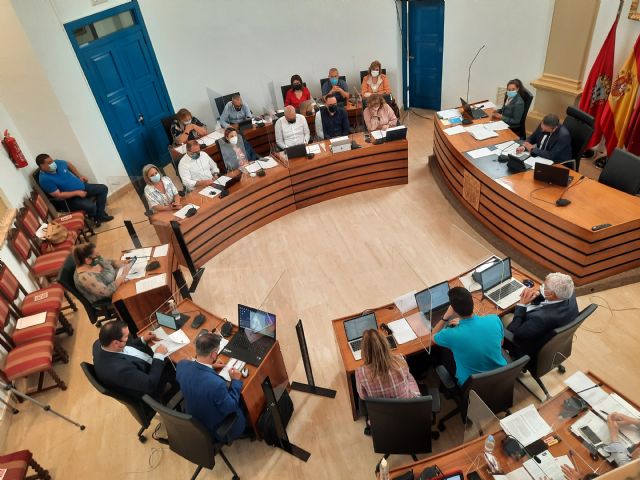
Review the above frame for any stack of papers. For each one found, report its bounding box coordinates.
[153,244,169,257]
[594,393,640,444]
[465,124,499,141]
[198,131,224,147]
[199,186,221,197]
[126,258,149,280]
[467,147,494,159]
[135,273,166,294]
[437,109,462,120]
[523,451,573,480]
[150,327,191,356]
[387,318,418,344]
[564,371,609,407]
[174,203,200,219]
[16,312,47,330]
[500,404,552,446]
[214,176,233,186]
[444,125,466,136]
[394,291,418,313]
[484,120,510,131]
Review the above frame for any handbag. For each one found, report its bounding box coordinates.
[43,223,68,246]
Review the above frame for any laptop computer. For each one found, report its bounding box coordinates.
[237,118,253,133]
[534,163,572,186]
[343,312,377,360]
[156,311,185,330]
[285,144,307,159]
[385,126,408,142]
[414,281,450,326]
[221,304,277,367]
[460,97,488,120]
[479,257,526,309]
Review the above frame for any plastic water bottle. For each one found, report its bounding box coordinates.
[168,300,180,322]
[379,457,389,480]
[484,434,496,453]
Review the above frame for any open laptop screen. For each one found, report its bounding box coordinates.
[480,257,512,292]
[238,304,276,339]
[415,281,450,313]
[343,313,377,342]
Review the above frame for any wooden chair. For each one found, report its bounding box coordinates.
[0,449,50,480]
[16,206,79,254]
[7,228,71,286]
[29,190,93,239]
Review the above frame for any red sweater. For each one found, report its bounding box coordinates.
[285,87,311,109]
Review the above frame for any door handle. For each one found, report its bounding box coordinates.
[137,114,145,125]
[408,55,415,60]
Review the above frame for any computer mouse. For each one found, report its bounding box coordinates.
[220,321,233,337]
[185,207,197,217]
[522,279,534,288]
[306,153,315,159]
[257,169,266,177]
[145,260,160,272]
[498,154,510,163]
[241,368,249,378]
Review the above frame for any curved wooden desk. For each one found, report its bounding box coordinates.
[155,132,408,270]
[433,111,640,286]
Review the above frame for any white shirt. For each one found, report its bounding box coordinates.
[102,341,166,362]
[178,151,220,191]
[275,114,310,149]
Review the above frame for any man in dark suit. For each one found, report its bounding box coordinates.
[176,332,248,441]
[505,272,579,358]
[92,320,177,402]
[517,113,572,162]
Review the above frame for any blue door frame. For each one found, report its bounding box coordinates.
[64,1,173,177]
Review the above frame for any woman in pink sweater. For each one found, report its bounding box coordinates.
[363,94,398,131]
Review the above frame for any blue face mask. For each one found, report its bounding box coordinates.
[330,77,338,86]
[506,90,518,98]
[48,162,57,172]
[150,173,161,183]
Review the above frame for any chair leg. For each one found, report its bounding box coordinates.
[63,291,78,312]
[411,454,418,461]
[45,368,67,392]
[517,378,546,402]
[56,312,74,336]
[219,450,240,480]
[53,342,69,364]
[533,376,551,400]
[0,394,19,414]
[27,457,51,480]
[375,454,391,474]
[438,406,461,432]
[190,466,203,480]
[557,364,566,374]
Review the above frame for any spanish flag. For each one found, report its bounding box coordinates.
[599,33,640,156]
[626,94,640,155]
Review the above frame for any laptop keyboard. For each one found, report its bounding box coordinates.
[487,279,522,302]
[350,339,362,352]
[229,330,251,350]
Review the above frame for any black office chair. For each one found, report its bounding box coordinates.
[512,86,534,139]
[214,92,240,118]
[436,355,530,431]
[81,362,156,442]
[161,115,176,146]
[280,82,307,103]
[142,394,241,480]
[598,148,640,195]
[366,394,439,470]
[359,68,387,83]
[517,304,597,401]
[58,256,117,327]
[561,106,595,172]
[319,75,346,91]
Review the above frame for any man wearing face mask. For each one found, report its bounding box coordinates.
[171,108,207,145]
[321,68,350,104]
[517,113,572,162]
[178,140,220,192]
[503,272,579,359]
[275,105,310,149]
[219,94,252,129]
[316,94,350,140]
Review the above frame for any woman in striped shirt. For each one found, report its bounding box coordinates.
[142,164,181,213]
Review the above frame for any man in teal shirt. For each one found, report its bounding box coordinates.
[433,287,506,385]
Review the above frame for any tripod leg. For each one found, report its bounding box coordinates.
[0,395,19,414]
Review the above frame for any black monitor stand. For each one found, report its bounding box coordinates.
[290,319,337,398]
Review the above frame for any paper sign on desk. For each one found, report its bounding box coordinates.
[135,273,166,294]
[444,125,466,136]
[153,244,169,257]
[257,157,279,169]
[437,109,461,119]
[394,291,418,313]
[214,176,233,186]
[16,312,47,330]
[121,247,153,261]
[306,144,322,155]
[244,162,264,174]
[468,147,494,159]
[500,404,552,446]
[387,318,418,344]
[524,157,553,168]
[564,371,609,407]
[198,131,224,146]
[174,204,200,219]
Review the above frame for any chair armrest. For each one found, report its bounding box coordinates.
[428,387,441,413]
[436,365,456,391]
[558,159,577,170]
[503,329,516,344]
[215,413,239,444]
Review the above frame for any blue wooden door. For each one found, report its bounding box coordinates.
[408,0,445,110]
[65,3,173,178]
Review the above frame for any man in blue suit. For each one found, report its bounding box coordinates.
[176,332,247,441]
[518,113,572,163]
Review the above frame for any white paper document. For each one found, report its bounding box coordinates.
[153,244,169,257]
[524,157,553,168]
[371,130,386,140]
[467,126,499,141]
[594,393,640,443]
[501,466,531,480]
[523,451,572,480]
[500,404,552,446]
[437,109,461,119]
[121,247,153,261]
[394,291,418,313]
[564,371,609,407]
[150,327,191,356]
[35,223,48,239]
[198,186,221,197]
[258,157,279,169]
[126,258,149,280]
[387,318,418,344]
[16,312,47,330]
[174,203,200,219]
[174,144,186,155]
[484,120,510,131]
[198,131,224,146]
[135,273,166,294]
[306,144,322,154]
[244,162,264,174]
[468,147,494,159]
[214,176,233,186]
[444,125,466,136]
[473,101,497,110]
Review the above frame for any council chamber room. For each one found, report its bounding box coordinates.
[0,0,640,479]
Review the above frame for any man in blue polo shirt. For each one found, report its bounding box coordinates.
[36,153,113,226]
[432,287,507,386]
[321,68,350,104]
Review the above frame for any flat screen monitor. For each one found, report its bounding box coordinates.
[238,304,276,339]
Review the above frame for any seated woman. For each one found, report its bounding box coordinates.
[142,164,181,212]
[361,60,391,98]
[363,94,398,132]
[219,127,259,172]
[284,75,312,110]
[491,79,525,129]
[73,243,129,303]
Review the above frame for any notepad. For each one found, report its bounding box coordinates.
[199,186,221,197]
[16,312,47,330]
[564,371,609,407]
[387,318,418,344]
[523,451,572,480]
[153,244,169,257]
[500,404,552,446]
[468,147,494,159]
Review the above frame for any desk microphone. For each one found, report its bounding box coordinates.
[254,158,266,177]
[555,175,585,207]
[466,44,486,103]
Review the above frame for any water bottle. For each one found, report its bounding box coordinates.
[379,457,389,480]
[168,300,180,322]
[484,434,495,453]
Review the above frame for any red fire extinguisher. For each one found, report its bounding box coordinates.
[2,130,28,169]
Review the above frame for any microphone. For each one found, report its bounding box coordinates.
[555,175,586,207]
[573,382,603,395]
[467,45,486,103]
[254,158,266,177]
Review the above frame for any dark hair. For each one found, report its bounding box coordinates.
[195,332,221,356]
[448,287,474,317]
[73,242,96,267]
[507,78,522,91]
[290,74,302,85]
[186,140,199,152]
[99,320,127,347]
[325,93,337,102]
[231,94,241,101]
[368,60,382,75]
[224,126,237,140]
[35,154,50,166]
[542,113,560,128]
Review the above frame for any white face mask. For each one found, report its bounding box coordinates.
[540,284,547,298]
[229,136,238,145]
[183,119,192,125]
[371,70,380,77]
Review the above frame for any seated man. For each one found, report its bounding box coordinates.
[321,68,350,104]
[504,272,579,359]
[177,140,220,192]
[275,105,310,150]
[36,153,113,226]
[517,113,572,163]
[432,287,507,386]
[219,94,252,128]
[171,108,207,145]
[316,94,350,140]
[176,332,247,441]
[92,320,177,402]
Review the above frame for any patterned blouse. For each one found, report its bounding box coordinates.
[144,176,179,209]
[355,356,420,400]
[74,258,119,303]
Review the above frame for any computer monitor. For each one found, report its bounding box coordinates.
[343,313,377,342]
[415,281,450,314]
[479,258,512,292]
[238,304,276,339]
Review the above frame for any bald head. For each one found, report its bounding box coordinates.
[284,106,296,121]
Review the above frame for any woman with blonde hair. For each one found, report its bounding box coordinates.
[363,94,398,132]
[361,60,391,97]
[142,164,181,213]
